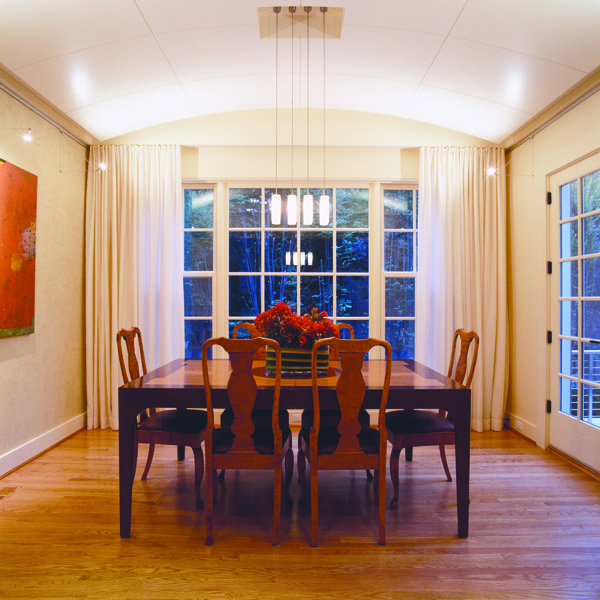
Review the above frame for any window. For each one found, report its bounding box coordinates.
[183,185,214,358]
[383,186,418,358]
[183,182,418,358]
[558,168,600,426]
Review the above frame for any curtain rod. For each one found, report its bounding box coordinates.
[0,81,89,149]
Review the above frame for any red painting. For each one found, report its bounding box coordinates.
[0,161,37,337]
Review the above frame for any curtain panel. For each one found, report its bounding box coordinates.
[85,145,184,429]
[417,146,508,432]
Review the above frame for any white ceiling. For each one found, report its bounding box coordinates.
[1,0,599,143]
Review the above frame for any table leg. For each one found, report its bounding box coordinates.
[453,394,471,538]
[118,410,136,539]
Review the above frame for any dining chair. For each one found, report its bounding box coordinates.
[385,328,480,509]
[116,327,207,509]
[220,323,290,480]
[298,337,392,546]
[298,323,373,481]
[202,336,294,546]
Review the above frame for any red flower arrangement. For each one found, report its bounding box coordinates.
[254,302,339,349]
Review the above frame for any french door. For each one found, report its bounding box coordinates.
[549,152,600,472]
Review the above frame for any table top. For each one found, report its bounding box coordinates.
[119,358,469,411]
[122,358,462,390]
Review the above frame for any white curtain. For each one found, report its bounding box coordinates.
[85,145,184,429]
[417,146,508,432]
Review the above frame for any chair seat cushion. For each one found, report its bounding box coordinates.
[212,425,292,455]
[299,425,380,455]
[138,409,207,434]
[301,408,370,429]
[385,410,455,435]
[220,408,290,429]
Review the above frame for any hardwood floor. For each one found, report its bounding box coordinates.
[1,429,599,599]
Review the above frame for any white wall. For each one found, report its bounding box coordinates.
[506,90,600,447]
[0,88,87,476]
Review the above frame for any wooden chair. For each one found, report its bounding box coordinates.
[116,327,207,509]
[218,323,290,480]
[298,323,373,480]
[385,328,480,509]
[298,337,392,546]
[202,336,294,546]
[232,322,266,360]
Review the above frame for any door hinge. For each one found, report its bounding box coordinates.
[546,400,552,414]
[547,191,552,205]
[547,261,552,274]
[547,330,552,344]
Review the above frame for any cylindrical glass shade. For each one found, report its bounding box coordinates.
[271,193,282,225]
[303,194,314,225]
[288,194,297,226]
[319,194,330,226]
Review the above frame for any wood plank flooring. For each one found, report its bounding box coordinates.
[1,429,599,600]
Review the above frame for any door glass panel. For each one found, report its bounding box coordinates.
[581,383,600,426]
[560,300,578,337]
[583,300,600,339]
[559,339,578,377]
[582,213,600,255]
[560,180,578,219]
[560,260,578,297]
[560,221,578,258]
[583,257,600,296]
[582,342,600,383]
[559,377,578,417]
[582,171,600,213]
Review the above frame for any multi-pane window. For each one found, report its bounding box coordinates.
[558,169,600,426]
[228,187,370,340]
[183,185,214,358]
[183,182,418,358]
[383,186,418,359]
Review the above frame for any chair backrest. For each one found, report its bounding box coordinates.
[232,322,266,360]
[116,327,147,384]
[447,329,479,388]
[202,337,282,452]
[311,337,392,454]
[329,323,355,360]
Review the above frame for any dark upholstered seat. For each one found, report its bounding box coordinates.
[298,337,392,546]
[202,336,293,546]
[117,327,207,510]
[385,328,479,509]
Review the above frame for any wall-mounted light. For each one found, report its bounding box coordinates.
[22,128,32,142]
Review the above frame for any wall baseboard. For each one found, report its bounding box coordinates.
[505,411,538,444]
[0,413,86,478]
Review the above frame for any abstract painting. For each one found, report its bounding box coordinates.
[0,160,37,338]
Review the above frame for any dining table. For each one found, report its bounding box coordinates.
[118,357,471,539]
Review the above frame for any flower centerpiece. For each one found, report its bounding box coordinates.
[254,302,339,373]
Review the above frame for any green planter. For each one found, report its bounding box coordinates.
[265,346,329,374]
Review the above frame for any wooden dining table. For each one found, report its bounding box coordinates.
[118,358,472,539]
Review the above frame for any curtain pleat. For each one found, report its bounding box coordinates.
[417,147,508,432]
[85,145,184,430]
